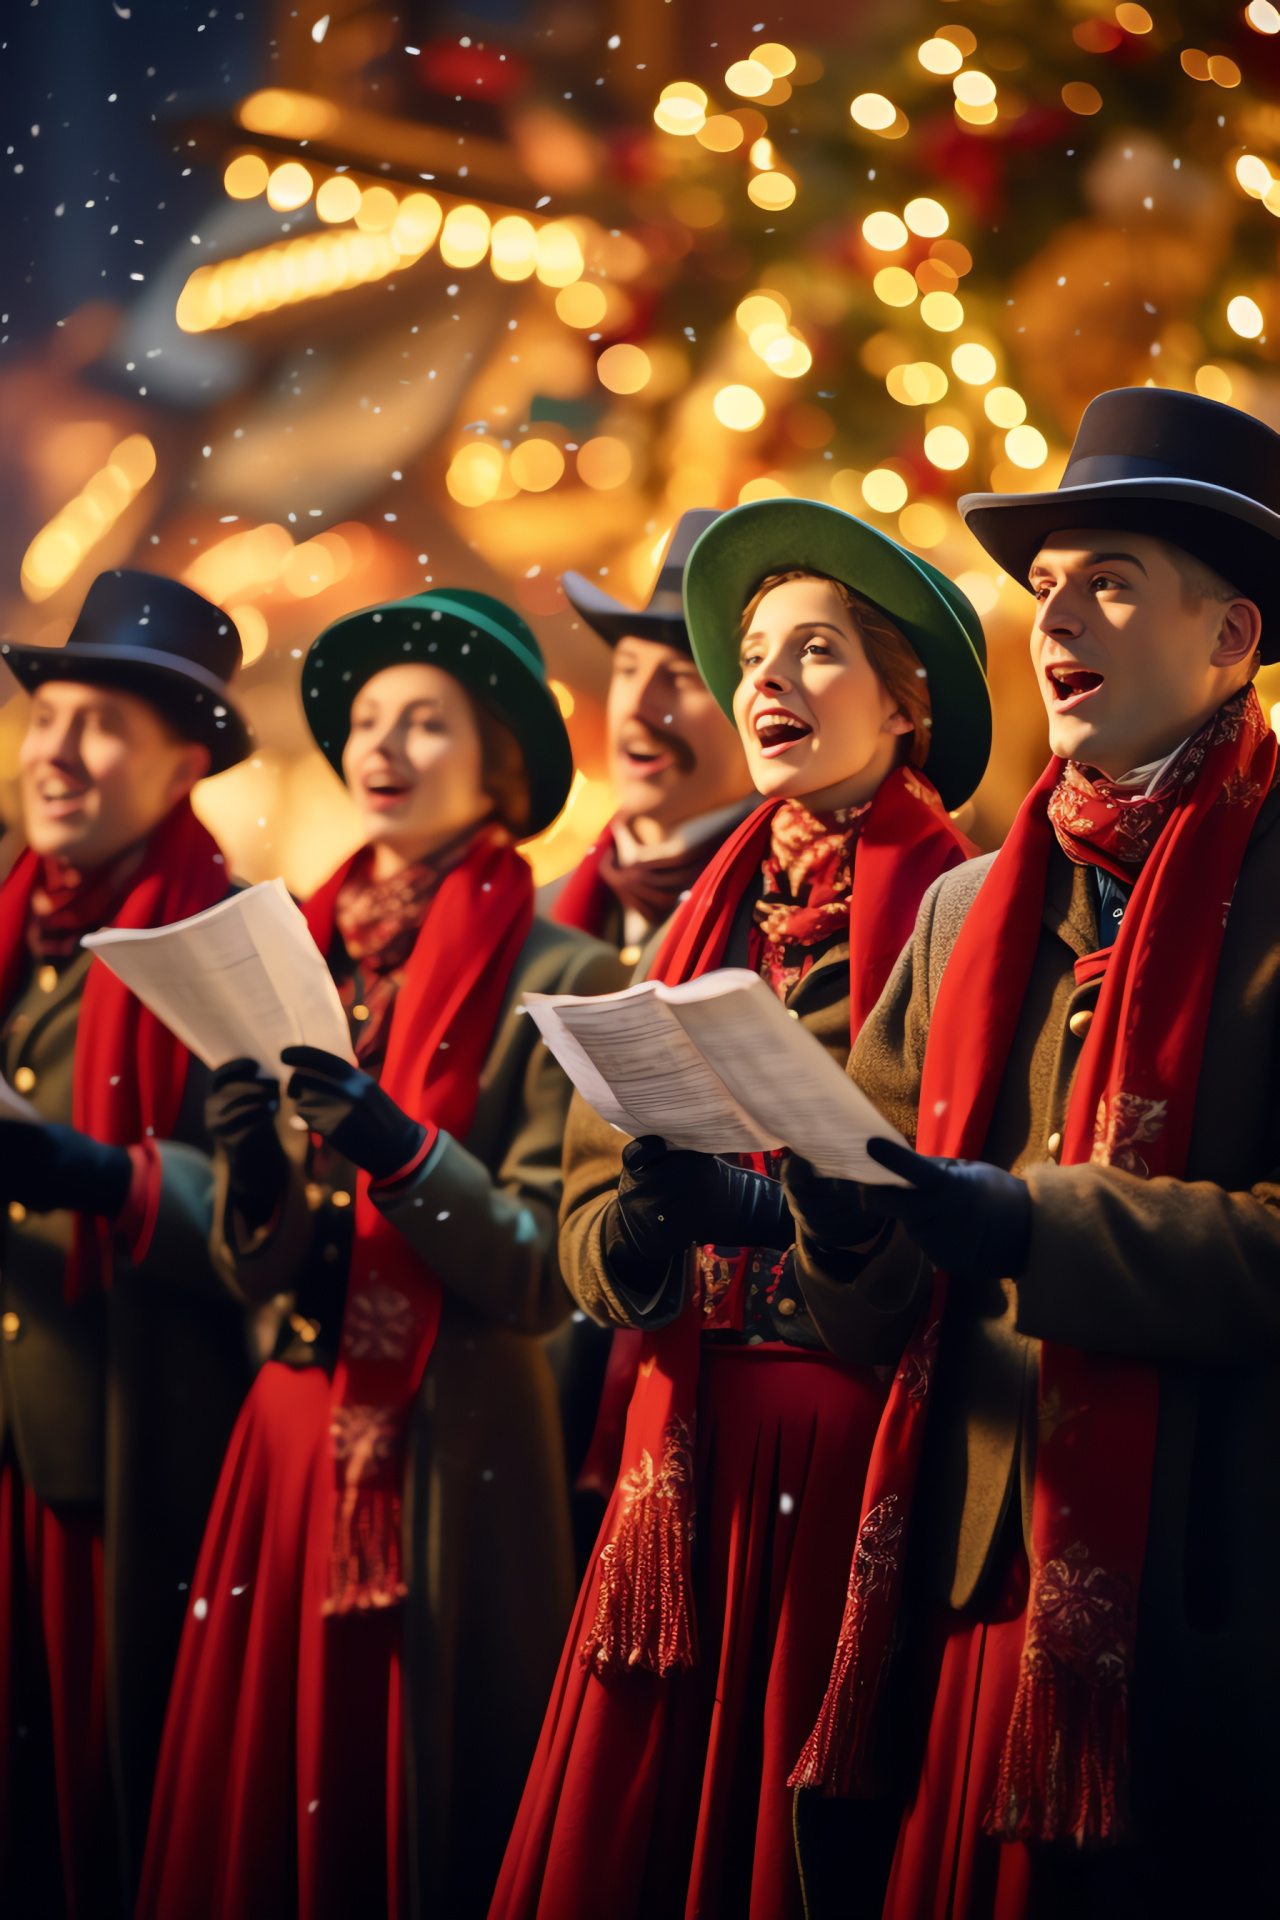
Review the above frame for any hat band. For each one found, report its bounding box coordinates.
[1063,453,1211,487]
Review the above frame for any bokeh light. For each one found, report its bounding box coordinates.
[21,435,156,600]
[1228,295,1265,339]
[924,425,970,470]
[904,198,949,238]
[899,501,948,547]
[315,174,362,223]
[597,344,652,394]
[984,387,1027,427]
[266,163,313,211]
[1194,364,1233,401]
[862,468,909,512]
[446,441,505,506]
[748,173,798,211]
[1004,425,1049,469]
[440,205,491,268]
[356,185,400,233]
[224,153,269,200]
[490,215,538,282]
[952,342,997,385]
[535,222,585,287]
[726,60,773,98]
[863,211,909,251]
[918,39,962,75]
[874,267,918,307]
[509,439,566,491]
[556,282,608,328]
[576,437,633,489]
[954,72,997,107]
[714,385,766,430]
[698,116,745,152]
[920,291,964,331]
[850,94,897,131]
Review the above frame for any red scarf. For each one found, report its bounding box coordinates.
[791,686,1277,1843]
[578,766,973,1678]
[303,825,533,1613]
[0,799,228,1299]
[754,797,871,996]
[551,818,723,941]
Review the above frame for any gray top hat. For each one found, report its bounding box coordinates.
[561,509,722,650]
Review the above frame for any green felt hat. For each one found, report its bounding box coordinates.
[682,499,992,812]
[301,588,574,838]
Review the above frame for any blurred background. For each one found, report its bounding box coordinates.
[4,0,1280,889]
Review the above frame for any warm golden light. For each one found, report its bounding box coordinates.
[762,333,812,378]
[984,386,1027,427]
[863,210,909,251]
[175,221,432,331]
[21,435,156,601]
[555,281,608,328]
[654,84,707,136]
[1236,154,1274,199]
[747,172,797,211]
[952,342,997,384]
[224,154,269,200]
[390,193,441,254]
[956,99,998,126]
[736,292,790,332]
[1228,295,1265,338]
[1116,4,1154,31]
[898,501,948,548]
[1004,425,1049,469]
[440,204,491,268]
[713,384,766,430]
[229,604,269,664]
[887,361,949,405]
[862,467,909,512]
[956,570,999,615]
[509,439,566,491]
[597,343,651,394]
[920,291,964,330]
[535,222,585,287]
[918,39,963,75]
[237,89,340,140]
[266,162,313,212]
[954,71,997,106]
[850,93,897,131]
[1062,81,1103,114]
[904,197,948,237]
[873,266,918,307]
[924,425,970,470]
[315,174,362,223]
[185,523,294,605]
[739,475,791,503]
[1246,0,1280,31]
[446,441,505,507]
[355,185,400,233]
[490,214,538,281]
[1195,363,1233,401]
[548,679,575,720]
[698,115,745,152]
[752,43,796,77]
[576,436,633,490]
[726,59,774,98]
[749,137,775,169]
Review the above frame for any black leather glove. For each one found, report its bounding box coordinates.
[206,1057,289,1231]
[0,1119,132,1219]
[784,1153,893,1253]
[281,1045,426,1182]
[604,1134,792,1289]
[861,1138,1032,1281]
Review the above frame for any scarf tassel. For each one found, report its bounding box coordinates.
[985,1651,1129,1845]
[323,1486,408,1616]
[579,1419,698,1679]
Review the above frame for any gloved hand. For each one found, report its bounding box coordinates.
[604,1134,792,1287]
[861,1138,1032,1281]
[281,1045,426,1182]
[206,1057,289,1231]
[784,1153,893,1253]
[0,1120,132,1219]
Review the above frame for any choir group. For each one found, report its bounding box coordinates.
[2,384,1278,1920]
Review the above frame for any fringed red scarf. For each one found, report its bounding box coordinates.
[579,765,974,1678]
[0,797,229,1299]
[303,824,533,1614]
[791,685,1277,1845]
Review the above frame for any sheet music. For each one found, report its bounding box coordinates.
[524,968,909,1183]
[82,878,355,1082]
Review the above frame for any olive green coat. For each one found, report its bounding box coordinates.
[220,913,627,1919]
[0,944,255,1898]
[792,786,1280,1847]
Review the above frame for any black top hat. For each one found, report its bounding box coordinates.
[959,388,1280,661]
[561,509,722,650]
[0,569,251,773]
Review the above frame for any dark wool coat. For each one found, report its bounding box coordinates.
[0,943,255,1900]
[220,913,627,1920]
[792,786,1280,1894]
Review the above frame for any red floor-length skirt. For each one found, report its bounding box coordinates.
[490,1344,888,1920]
[0,1457,113,1917]
[136,1360,406,1920]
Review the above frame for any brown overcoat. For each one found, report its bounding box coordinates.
[219,912,627,1918]
[791,782,1280,1849]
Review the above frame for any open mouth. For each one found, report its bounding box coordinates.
[616,729,676,778]
[35,781,89,817]
[1045,663,1105,714]
[362,777,412,808]
[754,707,813,759]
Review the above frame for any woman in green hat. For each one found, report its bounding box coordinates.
[138,592,626,1920]
[492,500,991,1920]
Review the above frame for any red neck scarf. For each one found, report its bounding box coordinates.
[0,798,229,1298]
[578,765,974,1678]
[792,686,1277,1842]
[551,818,728,941]
[302,824,533,1613]
[753,796,870,996]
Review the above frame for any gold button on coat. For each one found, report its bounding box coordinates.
[1,1311,18,1341]
[13,1066,35,1093]
[776,1297,797,1316]
[38,965,57,994]
[7,1203,25,1223]
[619,945,642,967]
[1068,1008,1093,1038]
[1046,1132,1062,1159]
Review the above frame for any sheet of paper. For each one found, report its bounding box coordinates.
[659,970,909,1185]
[523,980,780,1153]
[82,878,355,1082]
[0,1074,43,1125]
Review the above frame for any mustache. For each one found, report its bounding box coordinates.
[621,719,697,776]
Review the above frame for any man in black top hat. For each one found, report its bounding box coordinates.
[547,510,757,964]
[783,389,1280,1917]
[0,570,256,1914]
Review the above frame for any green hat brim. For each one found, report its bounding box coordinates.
[682,499,992,813]
[301,589,574,838]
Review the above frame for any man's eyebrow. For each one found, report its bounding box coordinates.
[1031,550,1148,578]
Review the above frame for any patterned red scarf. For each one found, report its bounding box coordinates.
[792,686,1277,1843]
[303,824,533,1613]
[754,797,870,996]
[552,818,725,940]
[25,840,149,960]
[0,798,229,1298]
[578,766,974,1678]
